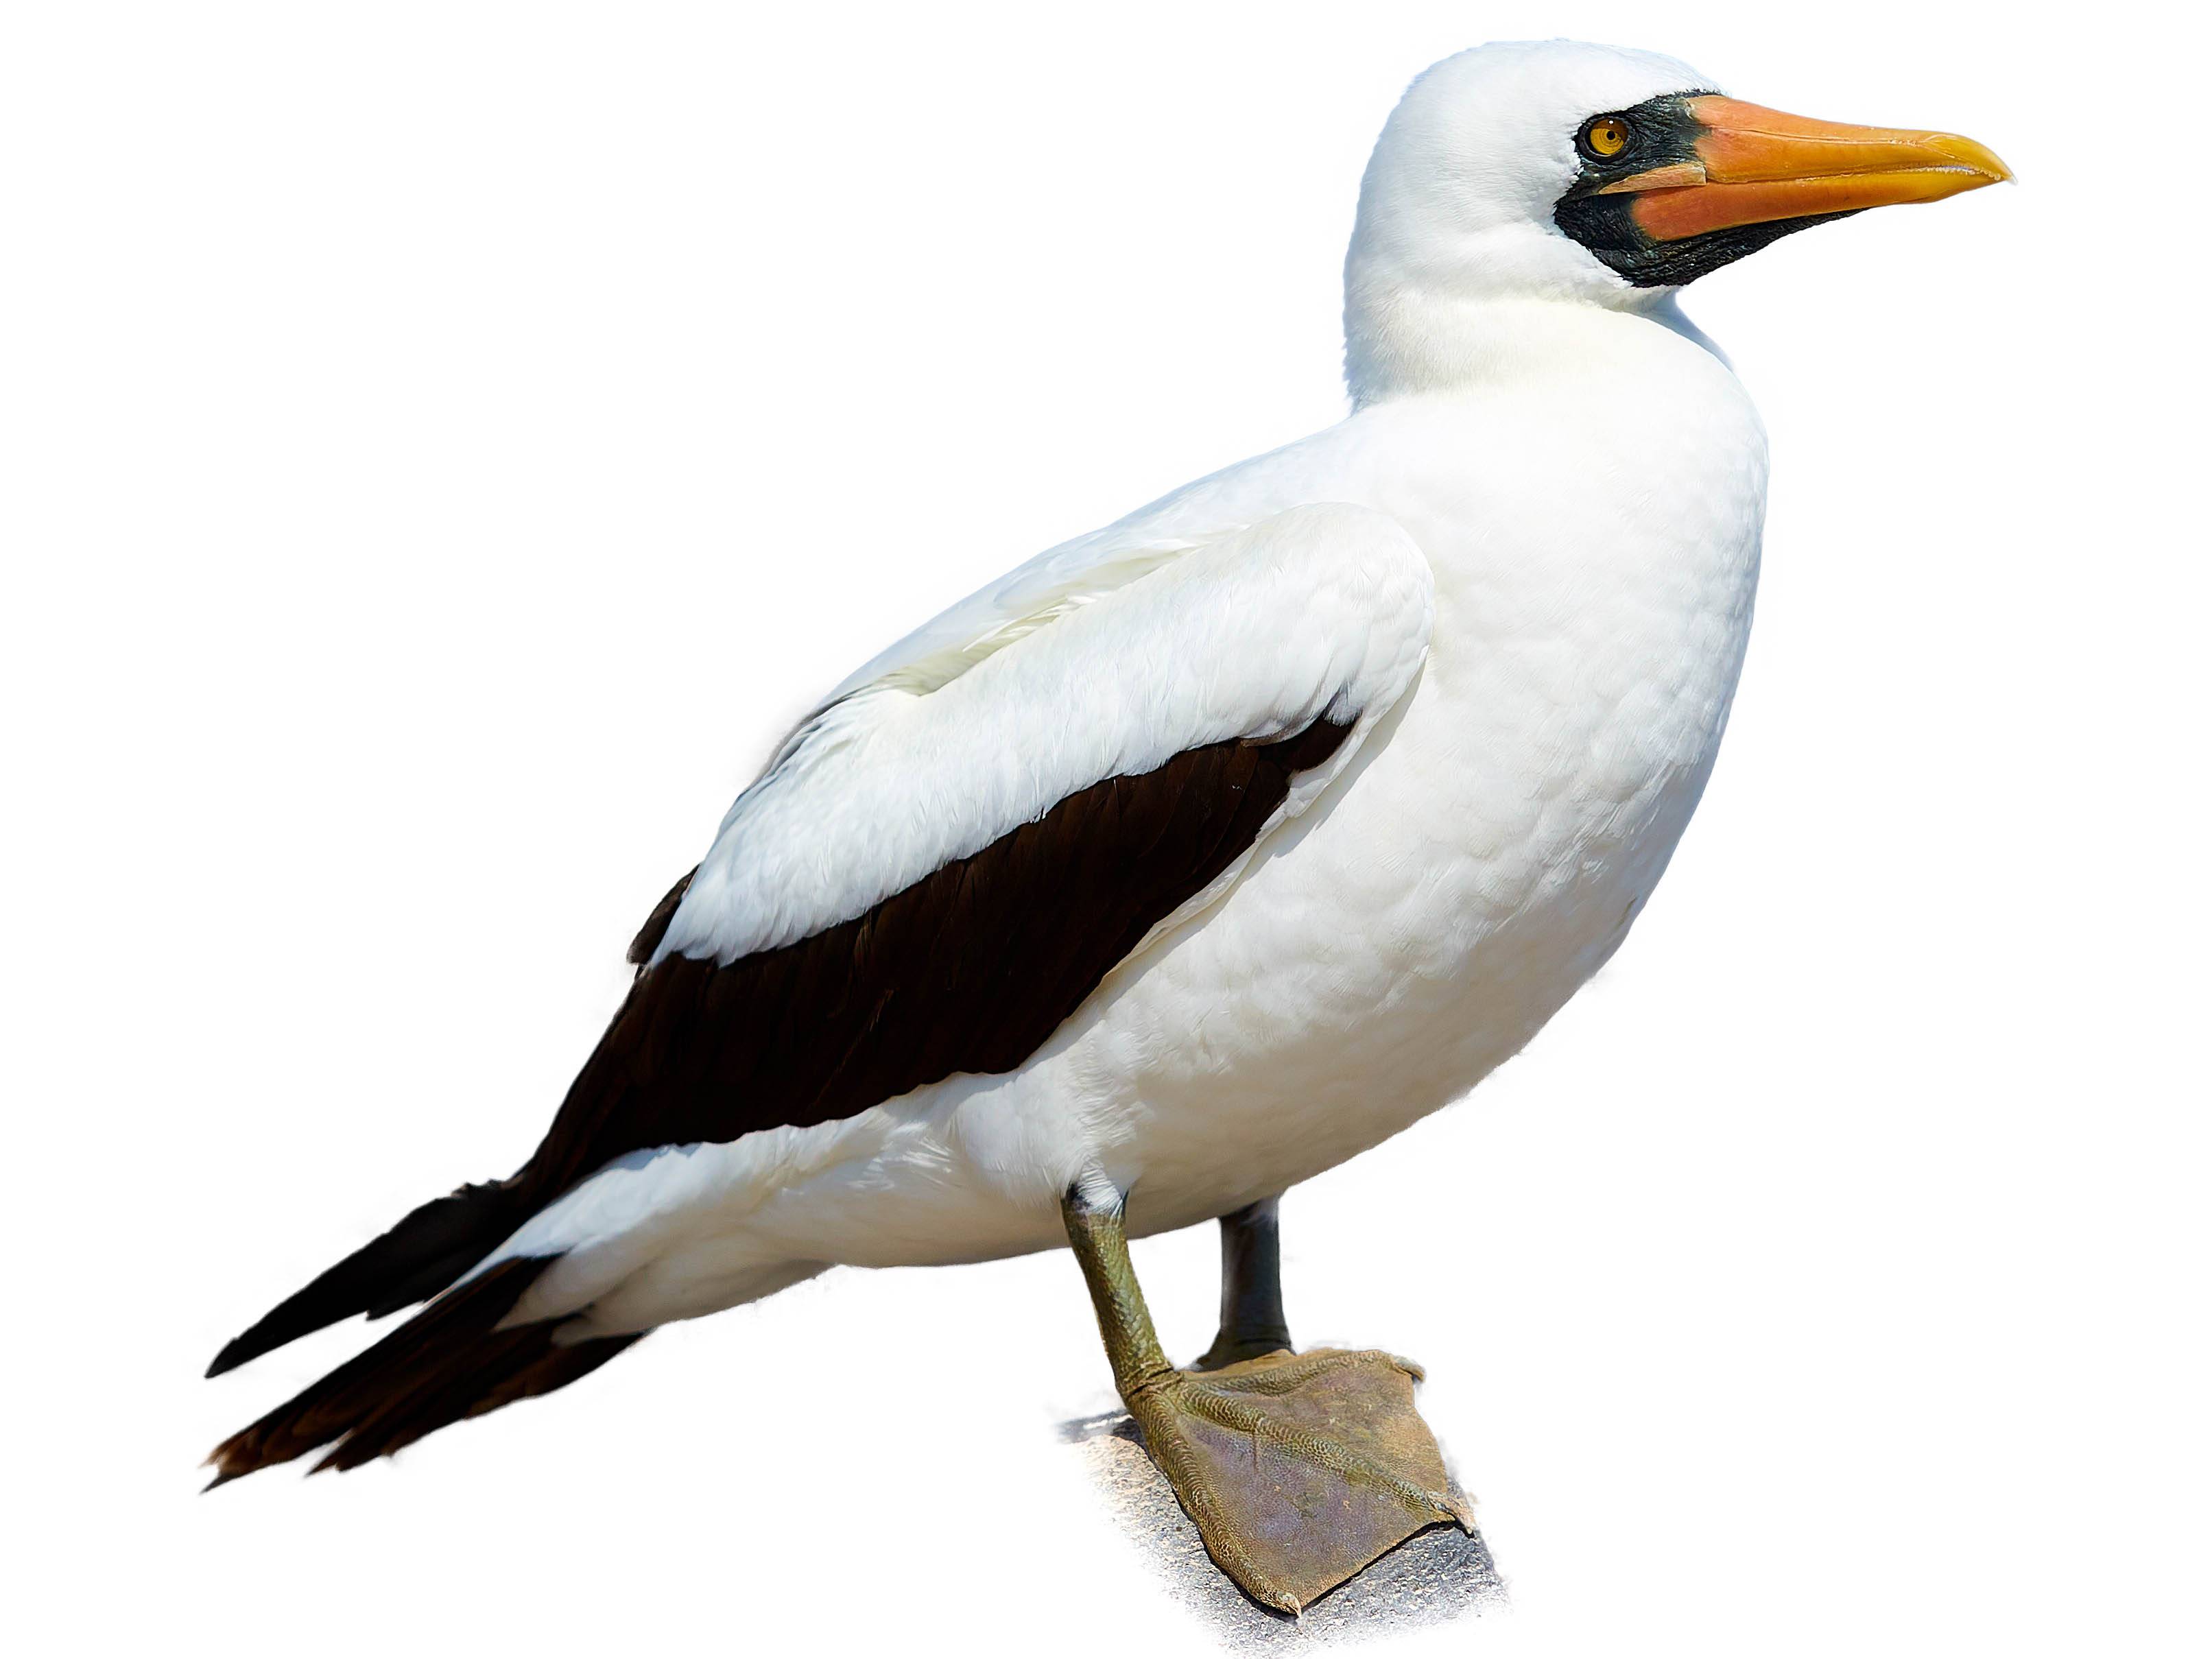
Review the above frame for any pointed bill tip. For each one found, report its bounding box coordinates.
[1921,130,2014,184]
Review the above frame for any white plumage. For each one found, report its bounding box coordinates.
[496,41,1769,1339]
[210,40,2007,1496]
[656,505,1433,968]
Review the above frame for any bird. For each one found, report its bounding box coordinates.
[205,39,2008,1612]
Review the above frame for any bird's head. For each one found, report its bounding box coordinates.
[1345,40,2010,397]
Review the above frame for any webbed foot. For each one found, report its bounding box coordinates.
[1123,1346,1471,1613]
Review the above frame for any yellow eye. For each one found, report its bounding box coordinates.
[1583,117,1630,158]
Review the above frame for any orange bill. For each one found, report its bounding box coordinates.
[1607,95,2011,241]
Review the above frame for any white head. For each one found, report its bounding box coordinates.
[1344,40,2010,402]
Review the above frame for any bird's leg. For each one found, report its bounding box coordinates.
[1196,1196,1294,1370]
[1062,1179,1470,1614]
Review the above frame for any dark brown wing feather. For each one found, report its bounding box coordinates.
[514,717,1351,1206]
[628,866,696,965]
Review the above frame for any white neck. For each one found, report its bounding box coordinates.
[1343,279,1719,407]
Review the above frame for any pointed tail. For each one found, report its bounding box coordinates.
[205,1178,532,1378]
[205,1256,642,1486]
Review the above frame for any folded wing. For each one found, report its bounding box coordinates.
[512,501,1434,1217]
[210,502,1433,1379]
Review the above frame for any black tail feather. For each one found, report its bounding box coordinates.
[205,1178,526,1377]
[314,1324,641,1472]
[205,1257,643,1486]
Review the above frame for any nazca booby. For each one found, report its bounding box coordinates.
[208,40,2008,1610]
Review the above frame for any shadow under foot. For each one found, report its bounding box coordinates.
[1063,1409,1506,1647]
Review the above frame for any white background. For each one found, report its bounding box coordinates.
[6,3,2206,1654]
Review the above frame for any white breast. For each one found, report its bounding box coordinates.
[960,304,1770,1237]
[554,305,1770,1321]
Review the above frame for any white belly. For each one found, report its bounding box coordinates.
[1030,427,1763,1237]
[538,316,1768,1335]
